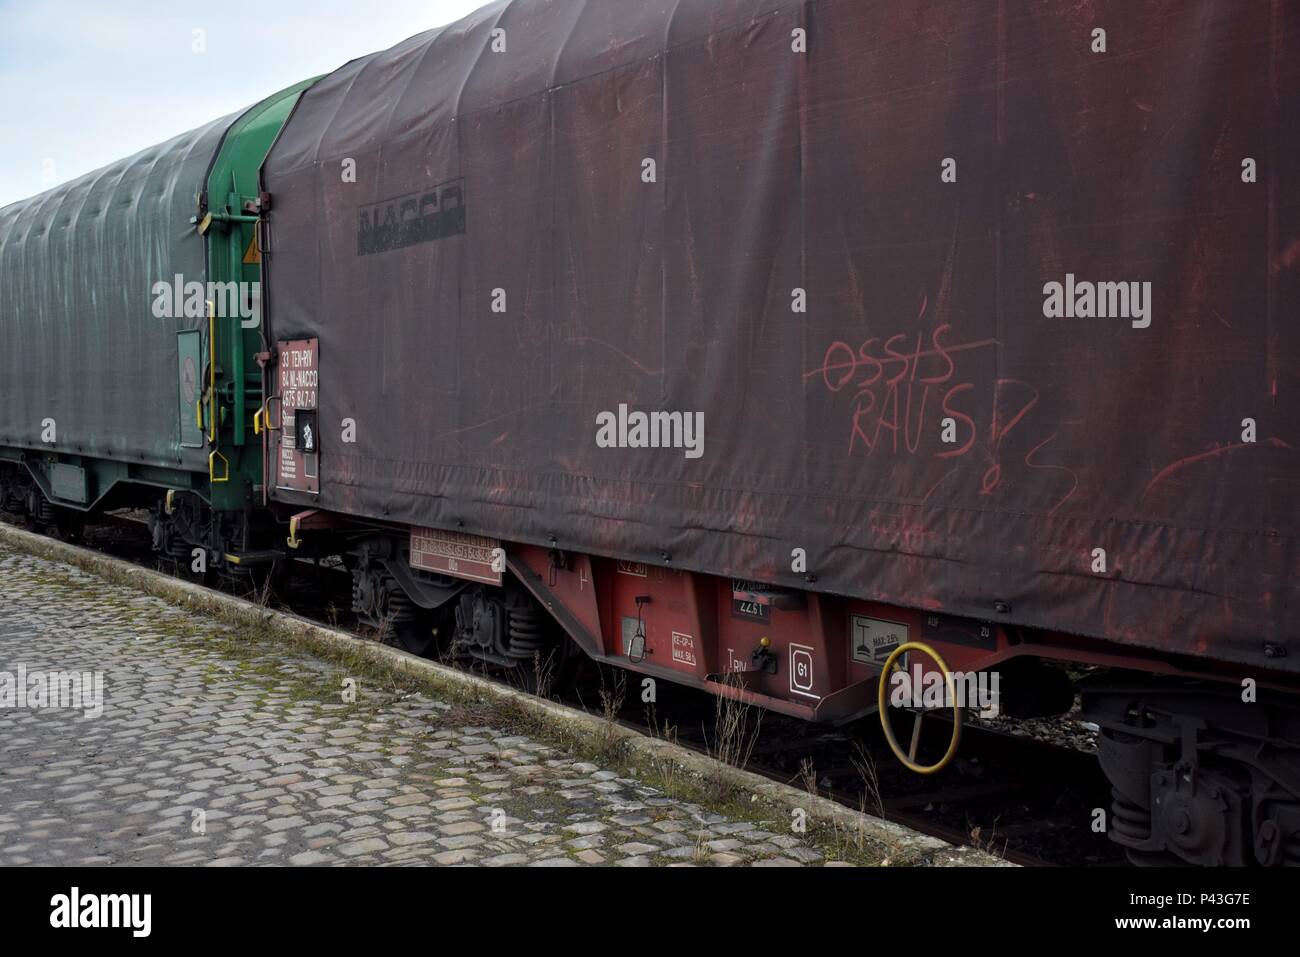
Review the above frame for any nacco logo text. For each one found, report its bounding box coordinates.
[358,179,466,256]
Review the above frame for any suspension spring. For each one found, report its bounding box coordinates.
[505,602,548,659]
[1111,787,1152,843]
[382,577,417,626]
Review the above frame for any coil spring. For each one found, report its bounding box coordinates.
[350,576,365,615]
[505,602,548,659]
[33,497,57,524]
[1111,787,1152,842]
[350,574,416,626]
[382,577,418,627]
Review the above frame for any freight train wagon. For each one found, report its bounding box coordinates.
[0,80,314,564]
[255,0,1300,868]
[2,0,1297,868]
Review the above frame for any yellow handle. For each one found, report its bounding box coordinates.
[253,407,263,436]
[262,396,282,432]
[208,450,229,484]
[877,641,962,775]
[207,301,217,444]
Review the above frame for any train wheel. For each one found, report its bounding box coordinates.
[877,641,963,775]
[446,586,584,697]
[350,561,424,654]
[394,615,440,657]
[379,577,442,658]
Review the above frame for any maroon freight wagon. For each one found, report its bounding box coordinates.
[254,0,1298,866]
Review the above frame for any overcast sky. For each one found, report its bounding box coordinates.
[0,0,486,208]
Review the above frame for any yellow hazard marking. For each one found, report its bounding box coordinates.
[242,230,261,265]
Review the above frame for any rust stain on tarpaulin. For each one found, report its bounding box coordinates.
[1144,437,1295,499]
[1272,238,1300,276]
[568,338,663,377]
[1099,533,1235,661]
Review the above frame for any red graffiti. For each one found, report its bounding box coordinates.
[807,316,1078,512]
[806,324,995,457]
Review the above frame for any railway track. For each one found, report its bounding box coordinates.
[11,512,1127,867]
[580,675,1122,867]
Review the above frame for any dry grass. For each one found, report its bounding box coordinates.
[370,612,395,647]
[700,671,763,801]
[530,649,554,700]
[253,568,276,609]
[834,743,889,860]
[795,743,932,866]
[851,742,885,821]
[968,820,1008,858]
[641,703,682,797]
[590,667,628,762]
[798,756,819,798]
[691,826,712,864]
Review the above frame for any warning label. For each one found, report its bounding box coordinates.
[671,631,697,667]
[851,615,908,664]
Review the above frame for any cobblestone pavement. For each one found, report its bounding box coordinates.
[0,542,834,867]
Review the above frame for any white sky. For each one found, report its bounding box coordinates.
[0,0,487,208]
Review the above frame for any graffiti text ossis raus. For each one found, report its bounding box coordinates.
[595,404,704,459]
[0,664,104,718]
[808,296,1081,515]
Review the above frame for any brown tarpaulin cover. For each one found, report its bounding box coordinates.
[261,0,1298,672]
